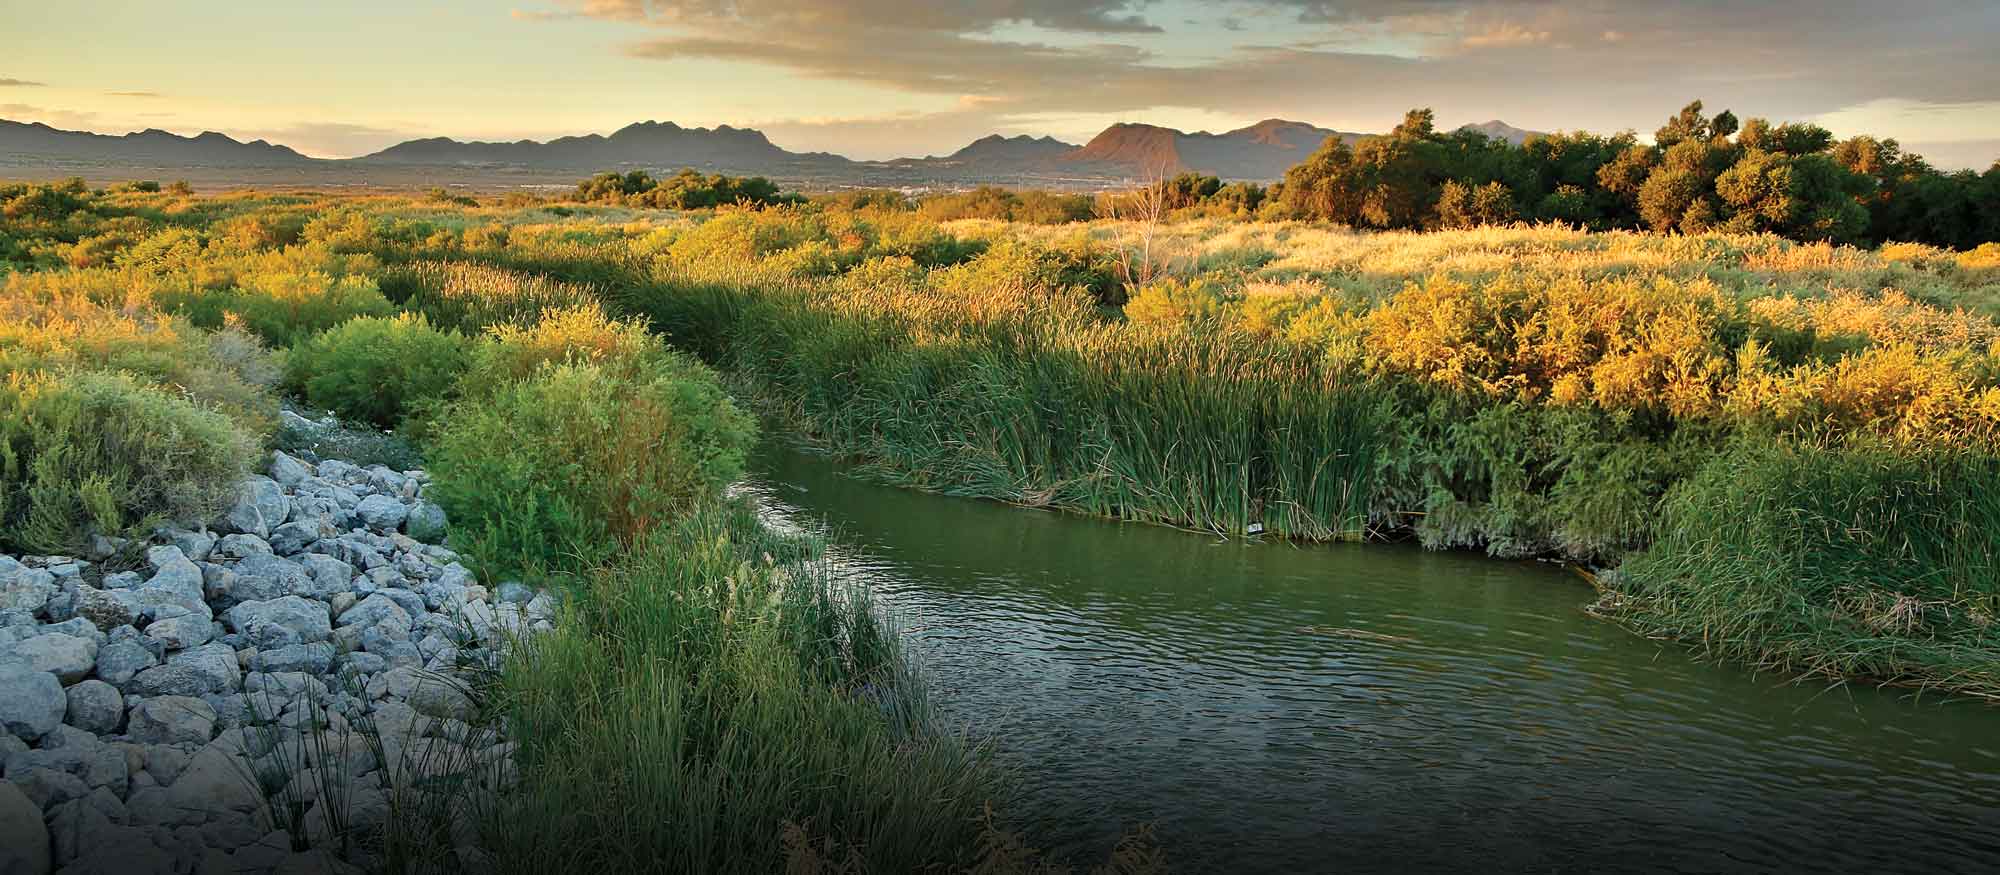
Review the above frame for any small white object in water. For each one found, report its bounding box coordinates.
[1245,523,1265,535]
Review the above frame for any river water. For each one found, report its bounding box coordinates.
[746,448,2000,874]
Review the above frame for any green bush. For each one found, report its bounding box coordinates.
[426,357,755,580]
[283,314,470,429]
[0,370,255,552]
[227,271,395,347]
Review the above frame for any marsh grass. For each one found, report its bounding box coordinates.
[470,503,999,874]
[1599,440,2000,698]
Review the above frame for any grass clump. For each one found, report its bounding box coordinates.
[283,313,469,430]
[473,504,995,874]
[376,260,601,333]
[1599,440,2000,697]
[0,369,254,552]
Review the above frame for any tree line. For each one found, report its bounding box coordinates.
[573,168,803,209]
[1272,101,2000,248]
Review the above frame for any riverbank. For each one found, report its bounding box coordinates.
[5,185,1997,743]
[747,443,2000,873]
[1,445,545,874]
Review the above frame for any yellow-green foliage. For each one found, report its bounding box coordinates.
[428,305,755,579]
[0,292,279,435]
[466,303,668,387]
[283,313,470,429]
[0,370,254,552]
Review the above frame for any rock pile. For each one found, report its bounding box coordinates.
[0,451,556,874]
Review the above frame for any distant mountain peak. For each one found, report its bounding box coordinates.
[0,118,310,165]
[1457,119,1542,145]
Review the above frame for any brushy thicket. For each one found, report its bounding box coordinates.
[426,309,756,580]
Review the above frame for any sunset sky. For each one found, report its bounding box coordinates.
[3,0,1997,166]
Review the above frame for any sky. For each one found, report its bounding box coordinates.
[2,0,1997,167]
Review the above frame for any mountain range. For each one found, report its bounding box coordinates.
[0,116,1541,189]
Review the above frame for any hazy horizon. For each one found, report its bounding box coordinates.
[3,0,1998,168]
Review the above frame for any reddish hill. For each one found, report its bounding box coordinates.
[1060,119,1366,180]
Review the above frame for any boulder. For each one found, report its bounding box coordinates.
[268,520,332,557]
[158,527,216,563]
[125,696,216,746]
[269,451,313,488]
[92,639,158,687]
[0,662,64,741]
[63,680,123,735]
[223,476,290,538]
[403,501,449,543]
[366,667,475,720]
[354,495,409,532]
[0,779,49,875]
[0,559,56,616]
[130,549,210,623]
[251,642,335,675]
[127,643,239,698]
[72,586,139,632]
[337,593,411,630]
[213,533,274,560]
[142,613,213,651]
[2,634,97,684]
[164,741,264,816]
[227,596,332,649]
[231,554,315,601]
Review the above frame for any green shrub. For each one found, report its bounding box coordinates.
[0,370,255,552]
[426,358,755,580]
[283,314,470,429]
[227,271,395,347]
[0,304,280,437]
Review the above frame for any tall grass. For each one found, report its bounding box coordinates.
[1598,440,2000,698]
[474,504,997,874]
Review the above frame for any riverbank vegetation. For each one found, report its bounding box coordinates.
[0,186,1103,871]
[3,176,1997,736]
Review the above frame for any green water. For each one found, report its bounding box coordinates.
[745,448,2000,874]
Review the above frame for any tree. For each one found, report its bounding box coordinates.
[1655,100,1712,149]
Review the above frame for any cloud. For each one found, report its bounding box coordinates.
[106,91,165,98]
[0,77,47,87]
[536,0,1165,34]
[537,0,2000,155]
[1814,98,2000,144]
[1460,22,1549,48]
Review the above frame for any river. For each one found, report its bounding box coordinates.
[745,447,2000,874]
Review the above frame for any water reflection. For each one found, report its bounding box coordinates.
[748,448,2000,874]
